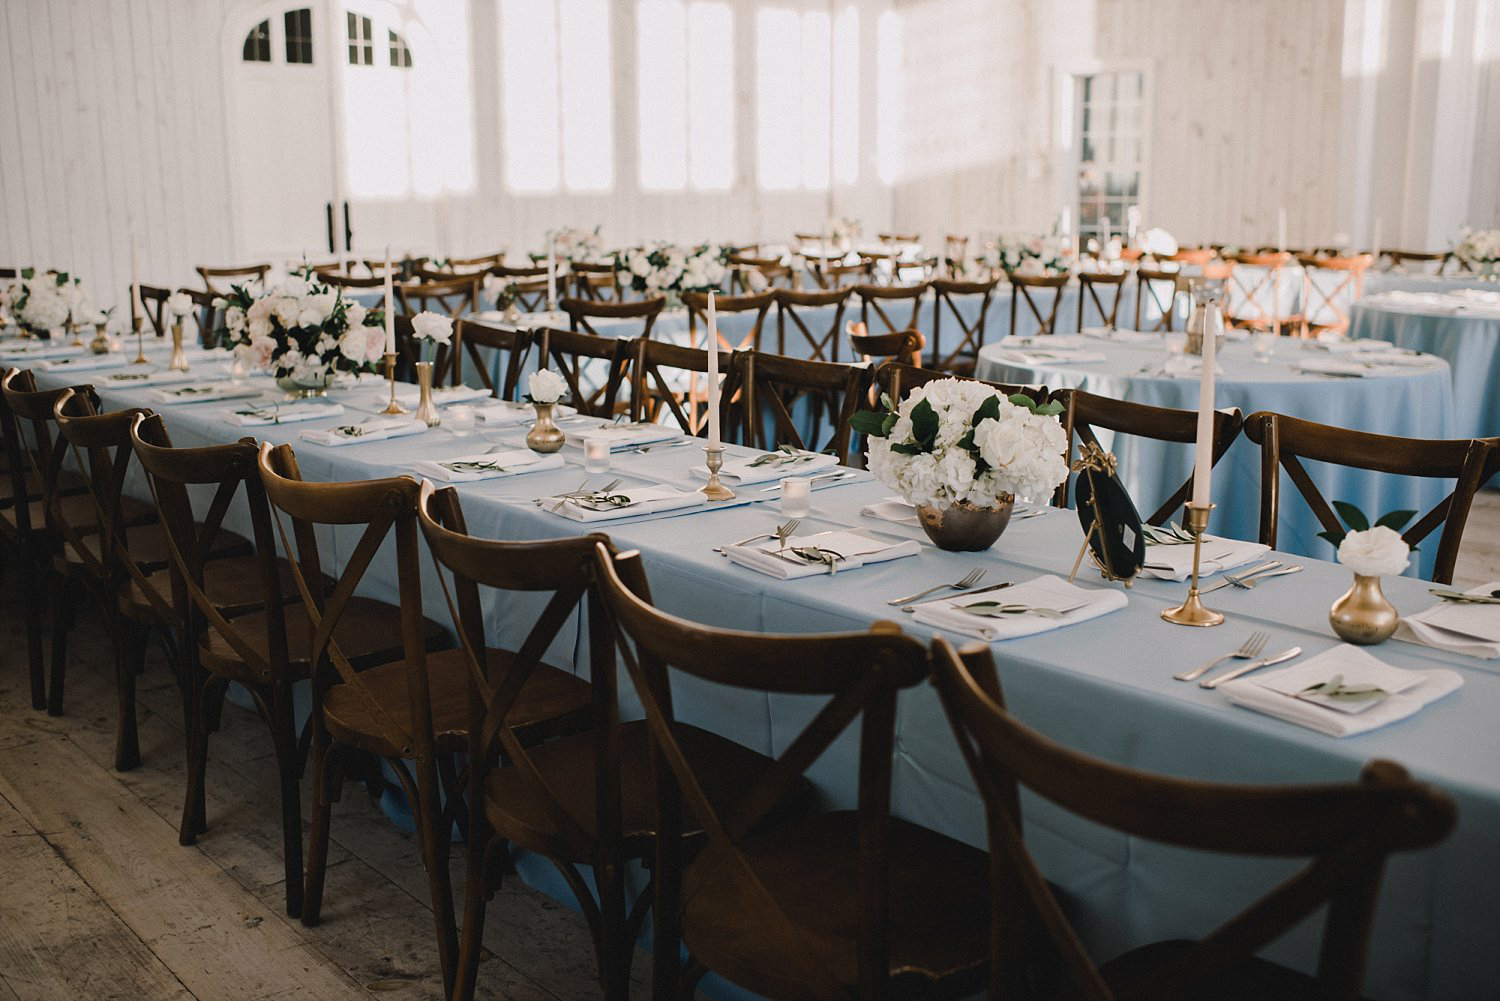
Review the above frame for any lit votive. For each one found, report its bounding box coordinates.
[780,477,811,518]
[448,405,476,438]
[1252,331,1276,362]
[583,439,611,473]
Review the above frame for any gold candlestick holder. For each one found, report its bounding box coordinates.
[700,445,735,501]
[89,322,111,354]
[380,352,408,415]
[1161,502,1224,627]
[130,317,149,364]
[68,321,84,347]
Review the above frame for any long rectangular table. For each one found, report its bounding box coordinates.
[25,345,1500,1001]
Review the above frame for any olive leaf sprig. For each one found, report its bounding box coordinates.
[1142,523,1197,546]
[788,546,845,574]
[441,460,512,474]
[959,601,1065,620]
[333,424,368,437]
[748,444,818,468]
[1316,502,1417,550]
[1298,674,1389,704]
[1427,588,1500,605]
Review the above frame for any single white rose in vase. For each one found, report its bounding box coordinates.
[526,368,568,405]
[167,291,194,320]
[1330,524,1410,645]
[409,310,454,363]
[1337,526,1410,578]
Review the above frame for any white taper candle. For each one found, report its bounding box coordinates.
[1191,301,1218,508]
[706,291,721,448]
[383,246,395,355]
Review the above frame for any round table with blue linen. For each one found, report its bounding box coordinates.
[976,332,1456,578]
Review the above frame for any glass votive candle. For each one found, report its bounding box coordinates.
[583,439,611,473]
[1252,331,1276,362]
[448,405,476,438]
[780,477,811,518]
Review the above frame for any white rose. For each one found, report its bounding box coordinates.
[410,310,453,345]
[246,296,274,321]
[339,326,372,364]
[274,297,301,327]
[527,368,568,404]
[1337,526,1410,578]
[299,291,336,323]
[247,316,272,340]
[629,253,651,277]
[224,306,246,331]
[279,276,310,298]
[345,302,368,328]
[167,291,194,318]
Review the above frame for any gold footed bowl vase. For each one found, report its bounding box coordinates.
[915,496,1015,552]
[1329,573,1400,645]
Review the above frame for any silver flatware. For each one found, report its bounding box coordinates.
[1225,565,1302,589]
[902,580,1012,612]
[1174,631,1268,682]
[714,518,802,555]
[1199,561,1281,594]
[888,568,987,606]
[1200,646,1303,689]
[758,470,856,492]
[628,438,696,453]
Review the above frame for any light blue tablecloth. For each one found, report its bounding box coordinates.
[1349,299,1500,441]
[25,341,1498,1001]
[975,335,1456,580]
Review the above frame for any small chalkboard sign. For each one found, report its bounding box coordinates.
[1068,443,1145,585]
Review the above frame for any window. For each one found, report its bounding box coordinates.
[389,29,413,68]
[242,19,271,62]
[1074,70,1145,242]
[636,1,733,191]
[757,7,831,191]
[347,13,373,65]
[500,0,614,194]
[284,8,313,64]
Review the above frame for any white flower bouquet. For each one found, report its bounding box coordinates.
[982,233,1067,275]
[214,270,386,383]
[9,270,82,335]
[549,225,604,266]
[614,242,728,301]
[1455,227,1500,264]
[852,377,1070,510]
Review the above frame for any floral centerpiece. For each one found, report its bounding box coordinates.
[828,216,862,248]
[214,271,385,394]
[1322,503,1413,645]
[7,270,81,336]
[523,368,569,453]
[1455,228,1500,277]
[982,233,1068,275]
[550,225,605,265]
[614,242,728,306]
[851,378,1069,551]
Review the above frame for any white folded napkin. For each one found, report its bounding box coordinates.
[1395,581,1500,658]
[474,400,578,426]
[913,574,1127,641]
[299,417,426,447]
[1221,644,1463,737]
[391,384,495,407]
[537,483,706,523]
[689,448,838,486]
[103,367,218,388]
[1352,349,1438,366]
[33,353,128,372]
[993,349,1108,366]
[564,422,682,452]
[1307,337,1394,354]
[1162,355,1225,379]
[723,530,920,580]
[1081,326,1162,344]
[0,342,87,361]
[217,401,345,426]
[412,447,566,483]
[1140,534,1272,582]
[1010,334,1090,350]
[150,383,264,405]
[861,496,919,525]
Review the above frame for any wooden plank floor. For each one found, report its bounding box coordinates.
[1,487,1496,1000]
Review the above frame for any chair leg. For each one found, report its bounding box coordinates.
[46,574,77,717]
[301,726,340,927]
[413,756,458,996]
[179,672,219,844]
[23,551,45,710]
[450,833,498,1001]
[268,683,305,919]
[113,619,147,772]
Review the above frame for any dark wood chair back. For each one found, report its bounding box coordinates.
[806,257,871,290]
[1439,250,1474,275]
[929,276,1000,373]
[534,326,632,417]
[570,261,621,301]
[183,289,224,348]
[1006,272,1069,338]
[1051,388,1243,523]
[1,369,86,539]
[392,313,460,388]
[396,274,481,321]
[929,637,1456,1001]
[734,350,868,464]
[1383,250,1444,274]
[629,337,735,434]
[320,271,387,291]
[138,284,171,337]
[592,544,932,1000]
[1134,267,1186,331]
[848,324,925,369]
[855,281,928,335]
[439,253,505,274]
[728,253,795,293]
[196,263,271,294]
[455,318,531,400]
[682,290,774,352]
[1243,411,1500,583]
[1076,271,1127,331]
[774,286,851,362]
[873,362,1048,410]
[561,294,666,341]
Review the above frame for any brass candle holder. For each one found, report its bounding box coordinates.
[1161,502,1224,627]
[68,320,84,347]
[380,352,408,415]
[130,316,149,364]
[700,445,735,501]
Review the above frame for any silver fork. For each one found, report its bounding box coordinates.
[714,518,802,554]
[1174,631,1269,682]
[887,568,987,606]
[1225,565,1303,589]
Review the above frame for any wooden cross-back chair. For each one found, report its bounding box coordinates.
[1383,250,1444,274]
[183,289,224,348]
[1439,250,1475,275]
[1076,271,1128,331]
[1160,246,1215,267]
[728,253,796,293]
[1051,388,1243,523]
[438,252,505,274]
[487,263,551,312]
[734,350,868,465]
[571,261,621,302]
[562,294,667,343]
[1242,411,1500,584]
[805,256,870,290]
[138,284,171,337]
[683,290,774,353]
[1134,267,1186,331]
[848,324,925,372]
[319,271,386,292]
[929,637,1456,1001]
[928,276,1001,374]
[873,362,1049,411]
[1007,272,1069,338]
[855,282,929,338]
[774,287,851,362]
[454,318,532,400]
[942,234,970,273]
[1297,254,1372,337]
[196,263,270,294]
[535,325,633,418]
[593,546,989,1001]
[396,274,481,322]
[1224,252,1292,332]
[628,337,736,434]
[255,446,463,975]
[362,257,429,279]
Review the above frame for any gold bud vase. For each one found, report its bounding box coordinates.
[89,323,111,355]
[526,402,565,453]
[414,361,441,427]
[168,321,191,371]
[1329,573,1399,645]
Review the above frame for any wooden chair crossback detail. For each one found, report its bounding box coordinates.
[1296,254,1372,337]
[734,350,868,466]
[535,326,633,418]
[774,287,851,362]
[196,263,271,294]
[1007,272,1069,338]
[1223,252,1292,331]
[629,337,735,435]
[1076,271,1127,331]
[489,264,551,312]
[683,290,774,353]
[1134,268,1185,332]
[855,281,929,336]
[455,318,531,400]
[929,276,1001,373]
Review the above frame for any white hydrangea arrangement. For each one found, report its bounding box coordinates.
[1455,227,1500,264]
[8,270,82,335]
[615,242,728,301]
[852,377,1070,510]
[981,233,1068,275]
[214,270,386,383]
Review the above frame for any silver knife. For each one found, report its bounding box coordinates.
[758,470,855,492]
[902,581,1013,612]
[1200,646,1302,689]
[1199,561,1281,594]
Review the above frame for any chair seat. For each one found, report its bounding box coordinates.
[1,491,152,538]
[483,720,800,864]
[196,594,426,686]
[324,648,591,758]
[120,554,310,622]
[61,521,251,575]
[1100,940,1349,1001]
[679,811,990,1001]
[0,467,87,507]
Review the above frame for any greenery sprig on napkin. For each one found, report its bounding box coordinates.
[1142,522,1196,545]
[788,546,845,574]
[748,443,823,468]
[959,601,1065,619]
[1298,674,1389,704]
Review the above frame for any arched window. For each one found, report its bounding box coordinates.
[389,29,413,68]
[242,19,271,62]
[284,8,313,64]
